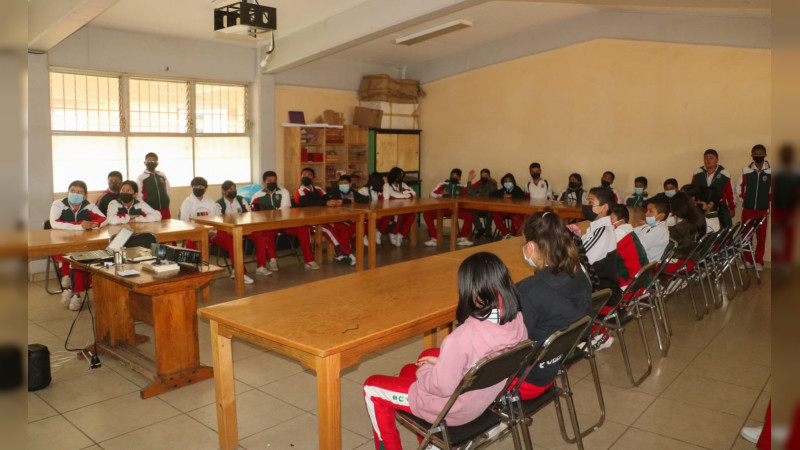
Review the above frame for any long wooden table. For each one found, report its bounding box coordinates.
[90,262,224,398]
[457,197,584,220]
[346,198,457,269]
[190,207,365,294]
[199,238,534,450]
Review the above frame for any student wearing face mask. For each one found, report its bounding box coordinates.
[325,174,369,266]
[465,168,497,239]
[105,180,161,224]
[489,173,526,239]
[95,171,123,216]
[579,187,622,303]
[642,178,679,224]
[691,148,735,228]
[608,205,649,289]
[558,173,587,204]
[735,144,771,270]
[524,162,553,200]
[624,176,649,207]
[424,168,475,247]
[295,167,355,261]
[381,167,417,247]
[50,180,107,310]
[135,152,171,219]
[215,180,272,278]
[632,199,670,263]
[598,171,620,204]
[693,186,720,233]
[517,210,593,398]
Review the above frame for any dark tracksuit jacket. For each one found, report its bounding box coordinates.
[691,165,735,228]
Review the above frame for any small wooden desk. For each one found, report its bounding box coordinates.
[88,262,223,398]
[346,198,458,269]
[457,197,584,221]
[199,239,534,450]
[190,207,364,295]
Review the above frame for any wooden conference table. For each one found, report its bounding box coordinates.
[457,197,584,220]
[199,237,532,450]
[190,207,365,295]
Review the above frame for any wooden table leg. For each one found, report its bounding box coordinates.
[439,322,454,342]
[211,321,239,450]
[93,275,135,346]
[315,225,324,265]
[355,216,364,271]
[369,213,377,270]
[450,203,459,252]
[326,241,335,261]
[315,354,342,450]
[196,229,211,302]
[232,227,245,295]
[423,328,438,349]
[436,210,444,248]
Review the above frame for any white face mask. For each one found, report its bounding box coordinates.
[522,244,537,268]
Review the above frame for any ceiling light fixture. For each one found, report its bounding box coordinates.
[395,19,472,46]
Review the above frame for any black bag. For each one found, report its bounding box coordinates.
[28,344,51,392]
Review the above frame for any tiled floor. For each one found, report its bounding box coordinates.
[27,235,770,449]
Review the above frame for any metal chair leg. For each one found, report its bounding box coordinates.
[45,256,65,295]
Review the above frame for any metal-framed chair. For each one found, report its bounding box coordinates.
[704,222,742,306]
[42,220,65,295]
[735,214,768,286]
[641,239,677,353]
[394,339,538,450]
[660,232,719,320]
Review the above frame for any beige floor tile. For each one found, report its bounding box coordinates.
[188,388,305,439]
[570,376,657,426]
[230,351,306,388]
[633,397,743,449]
[684,352,771,390]
[101,358,152,388]
[341,353,405,385]
[63,392,181,442]
[375,335,425,363]
[612,427,706,449]
[661,372,761,418]
[749,390,770,423]
[99,415,219,450]
[35,368,139,413]
[36,312,95,337]
[730,419,763,450]
[28,322,56,341]
[239,412,370,450]
[763,376,771,392]
[27,415,94,450]
[157,377,253,413]
[28,392,58,423]
[526,408,628,450]
[259,370,320,412]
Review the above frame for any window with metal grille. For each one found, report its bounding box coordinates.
[49,72,120,132]
[129,79,190,133]
[195,83,247,134]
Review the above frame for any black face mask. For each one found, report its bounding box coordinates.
[531,172,541,180]
[449,177,459,184]
[753,155,765,164]
[193,187,205,197]
[568,181,579,190]
[600,180,611,188]
[119,193,134,203]
[266,182,278,191]
[109,182,122,192]
[301,177,312,187]
[582,204,599,221]
[146,162,158,171]
[226,190,238,199]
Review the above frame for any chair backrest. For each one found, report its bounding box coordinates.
[590,289,613,321]
[617,261,658,310]
[709,227,730,254]
[427,339,537,427]
[739,215,766,245]
[652,239,677,280]
[737,217,756,243]
[43,220,52,230]
[125,232,158,249]
[694,230,721,261]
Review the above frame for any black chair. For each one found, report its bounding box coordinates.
[394,339,538,450]
[125,232,158,249]
[660,232,719,320]
[43,220,65,295]
[735,215,767,286]
[507,316,594,450]
[642,239,677,355]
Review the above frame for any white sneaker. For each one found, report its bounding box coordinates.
[268,258,279,272]
[740,426,762,444]
[745,261,754,269]
[591,334,614,351]
[305,261,320,270]
[755,263,764,271]
[243,274,254,284]
[424,238,438,247]
[375,231,382,245]
[502,234,512,240]
[392,234,403,247]
[61,275,71,289]
[363,235,369,247]
[255,266,272,276]
[61,289,73,307]
[457,237,474,247]
[349,254,356,266]
[68,294,83,311]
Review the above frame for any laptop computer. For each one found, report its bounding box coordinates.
[68,225,134,263]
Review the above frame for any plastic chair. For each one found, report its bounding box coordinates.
[42,220,65,295]
[394,339,538,450]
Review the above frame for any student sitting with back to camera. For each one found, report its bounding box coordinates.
[424,168,475,248]
[325,174,370,266]
[490,173,526,239]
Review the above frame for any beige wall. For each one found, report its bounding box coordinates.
[273,85,360,184]
[419,38,771,259]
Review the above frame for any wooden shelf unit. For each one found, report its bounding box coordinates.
[283,124,370,191]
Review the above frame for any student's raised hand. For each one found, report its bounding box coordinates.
[416,356,438,366]
[81,221,97,230]
[467,170,476,181]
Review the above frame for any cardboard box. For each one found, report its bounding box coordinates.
[353,106,383,129]
[359,101,419,129]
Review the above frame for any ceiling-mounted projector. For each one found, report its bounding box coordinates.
[214,1,276,39]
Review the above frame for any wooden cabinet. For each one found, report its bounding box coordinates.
[369,129,422,194]
[283,124,369,191]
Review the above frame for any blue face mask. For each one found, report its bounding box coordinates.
[665,190,676,198]
[68,193,84,204]
[503,182,514,191]
[646,216,658,226]
[522,244,537,268]
[634,187,644,195]
[339,184,350,194]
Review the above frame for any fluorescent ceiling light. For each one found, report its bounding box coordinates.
[395,19,472,46]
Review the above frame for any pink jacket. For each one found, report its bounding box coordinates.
[408,312,527,425]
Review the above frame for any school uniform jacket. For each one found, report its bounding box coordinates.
[136,170,171,211]
[179,195,219,224]
[581,216,621,301]
[616,232,650,286]
[691,165,735,214]
[250,187,292,211]
[382,182,415,200]
[105,199,162,224]
[466,179,497,197]
[217,196,251,215]
[430,181,467,198]
[95,189,119,216]
[326,187,370,204]
[524,179,553,200]
[735,161,771,211]
[559,187,587,204]
[633,221,669,263]
[295,185,330,207]
[489,186,525,199]
[624,192,649,207]
[357,186,383,202]
[49,198,107,230]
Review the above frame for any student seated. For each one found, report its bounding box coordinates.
[424,168,474,247]
[624,176,649,207]
[362,252,526,450]
[489,173,525,239]
[358,172,386,246]
[50,180,107,310]
[558,172,587,204]
[694,186,721,233]
[644,178,679,211]
[381,167,417,247]
[579,187,622,301]
[465,168,497,239]
[95,170,123,216]
[524,162,553,200]
[251,171,319,271]
[599,171,621,204]
[609,204,649,287]
[517,211,592,398]
[326,174,370,266]
[295,167,350,262]
[668,191,707,263]
[215,180,271,277]
[632,199,670,263]
[105,180,162,224]
[609,204,634,242]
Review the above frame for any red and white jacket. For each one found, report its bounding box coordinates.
[49,198,107,230]
[382,182,415,200]
[105,198,162,225]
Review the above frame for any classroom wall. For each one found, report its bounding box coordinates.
[273,85,360,183]
[418,38,771,258]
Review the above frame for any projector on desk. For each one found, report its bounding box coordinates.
[150,243,201,264]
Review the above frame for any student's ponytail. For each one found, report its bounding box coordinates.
[573,235,601,291]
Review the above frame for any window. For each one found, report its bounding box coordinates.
[49,71,251,192]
